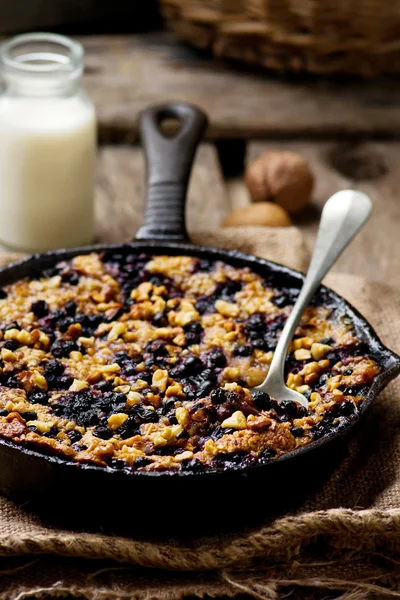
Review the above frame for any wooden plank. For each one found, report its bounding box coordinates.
[95,143,230,243]
[81,32,400,142]
[0,1,158,33]
[247,141,400,286]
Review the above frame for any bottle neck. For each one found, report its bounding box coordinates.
[3,72,82,98]
[0,33,84,99]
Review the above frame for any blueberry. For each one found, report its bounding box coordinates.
[280,414,292,422]
[259,448,277,461]
[124,364,138,377]
[3,340,18,351]
[43,426,59,438]
[180,458,204,472]
[337,401,357,417]
[220,280,242,300]
[318,373,328,386]
[96,380,113,392]
[150,274,169,287]
[274,295,291,308]
[114,351,130,365]
[52,340,78,358]
[211,425,224,440]
[44,359,65,377]
[276,400,298,418]
[31,300,49,318]
[214,450,248,466]
[220,426,235,435]
[145,339,169,357]
[67,430,82,444]
[196,379,215,398]
[58,316,74,333]
[273,288,299,308]
[252,391,271,411]
[23,411,37,421]
[87,314,102,330]
[110,459,126,470]
[343,386,362,396]
[204,347,227,369]
[136,406,158,423]
[343,368,353,376]
[165,409,178,424]
[93,426,114,440]
[136,370,152,384]
[0,289,7,300]
[64,301,77,316]
[103,251,124,263]
[57,376,74,389]
[144,356,156,369]
[0,409,8,416]
[153,312,167,327]
[2,374,20,388]
[197,258,214,272]
[183,356,203,375]
[170,356,204,380]
[327,351,340,364]
[74,313,98,334]
[50,309,64,321]
[62,271,79,285]
[296,405,309,417]
[233,344,253,357]
[184,321,203,345]
[195,297,215,315]
[211,388,228,404]
[134,456,151,468]
[245,313,266,330]
[119,415,141,439]
[28,390,49,405]
[252,338,267,349]
[161,398,177,414]
[291,426,304,437]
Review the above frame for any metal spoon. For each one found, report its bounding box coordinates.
[250,190,372,409]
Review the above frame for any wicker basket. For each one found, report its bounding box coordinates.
[160,0,400,76]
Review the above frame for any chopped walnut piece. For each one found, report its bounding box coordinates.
[152,369,169,392]
[222,411,247,430]
[311,343,332,360]
[294,348,312,361]
[108,413,129,430]
[69,379,89,392]
[215,300,240,318]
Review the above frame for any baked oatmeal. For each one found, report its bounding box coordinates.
[0,251,381,473]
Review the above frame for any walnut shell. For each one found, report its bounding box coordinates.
[245,151,314,214]
[222,202,291,228]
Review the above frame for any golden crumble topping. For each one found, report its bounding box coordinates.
[0,251,382,473]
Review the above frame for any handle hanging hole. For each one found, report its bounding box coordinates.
[156,108,183,138]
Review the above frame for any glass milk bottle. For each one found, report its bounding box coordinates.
[0,33,96,252]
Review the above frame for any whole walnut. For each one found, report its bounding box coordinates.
[245,151,314,214]
[222,202,291,228]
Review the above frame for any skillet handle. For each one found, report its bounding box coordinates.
[135,103,208,241]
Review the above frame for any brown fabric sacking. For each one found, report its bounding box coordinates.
[1,228,400,599]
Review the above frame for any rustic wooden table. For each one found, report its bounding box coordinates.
[78,31,400,289]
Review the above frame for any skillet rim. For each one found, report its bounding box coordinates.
[0,238,398,481]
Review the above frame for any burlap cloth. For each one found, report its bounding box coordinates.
[1,227,400,600]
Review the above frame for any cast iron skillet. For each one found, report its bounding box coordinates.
[0,103,398,531]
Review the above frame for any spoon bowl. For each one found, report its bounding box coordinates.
[250,190,373,407]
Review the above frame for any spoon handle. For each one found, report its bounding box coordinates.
[265,190,372,390]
